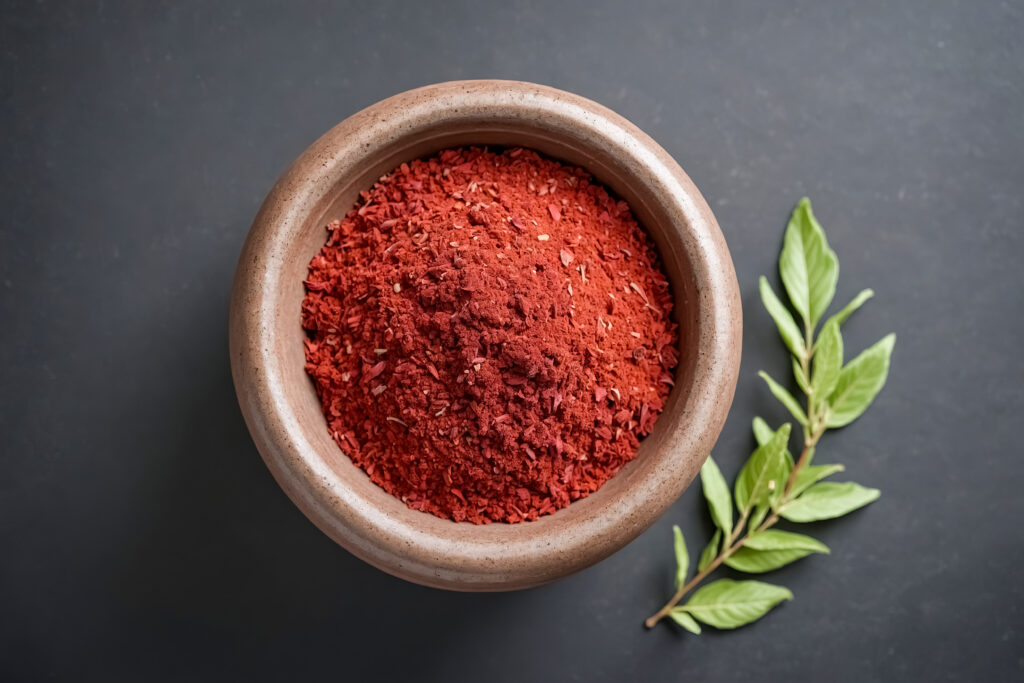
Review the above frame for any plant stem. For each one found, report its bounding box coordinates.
[800,343,814,444]
[645,433,823,629]
[646,318,830,629]
[643,523,745,628]
[783,429,820,497]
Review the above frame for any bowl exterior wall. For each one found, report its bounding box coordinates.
[229,80,741,590]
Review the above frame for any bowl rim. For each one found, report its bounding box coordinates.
[229,79,741,590]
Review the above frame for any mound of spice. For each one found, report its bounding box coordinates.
[302,147,678,523]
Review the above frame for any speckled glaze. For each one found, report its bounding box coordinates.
[229,80,741,591]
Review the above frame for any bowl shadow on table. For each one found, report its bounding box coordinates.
[108,241,536,675]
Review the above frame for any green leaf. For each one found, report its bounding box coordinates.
[775,452,794,508]
[825,334,896,428]
[753,417,795,470]
[725,547,817,574]
[725,530,829,573]
[758,371,808,426]
[682,579,793,629]
[811,319,843,401]
[748,503,769,533]
[700,457,733,535]
[779,198,839,328]
[698,530,722,572]
[744,529,830,553]
[780,482,880,522]
[669,609,702,634]
[759,277,806,358]
[825,288,874,329]
[790,464,844,498]
[735,423,791,512]
[673,525,689,588]
[751,418,793,508]
[792,357,810,393]
[751,416,773,446]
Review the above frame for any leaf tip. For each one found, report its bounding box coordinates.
[669,609,702,634]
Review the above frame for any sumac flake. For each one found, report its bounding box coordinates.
[302,147,678,524]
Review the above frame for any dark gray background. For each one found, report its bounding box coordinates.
[2,1,1021,681]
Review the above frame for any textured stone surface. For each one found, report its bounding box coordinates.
[1,2,1021,680]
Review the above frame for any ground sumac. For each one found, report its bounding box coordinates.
[302,147,679,523]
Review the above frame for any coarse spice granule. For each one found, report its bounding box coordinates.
[301,147,679,523]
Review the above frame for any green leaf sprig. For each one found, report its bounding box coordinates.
[645,198,895,633]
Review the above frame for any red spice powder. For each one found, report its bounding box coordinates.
[302,147,678,523]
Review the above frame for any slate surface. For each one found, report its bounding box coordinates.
[2,2,1021,680]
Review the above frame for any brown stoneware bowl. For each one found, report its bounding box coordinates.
[229,80,741,591]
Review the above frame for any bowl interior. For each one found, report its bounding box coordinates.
[233,82,737,590]
[292,132,693,553]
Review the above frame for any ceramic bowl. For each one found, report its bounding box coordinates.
[229,80,741,591]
